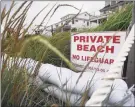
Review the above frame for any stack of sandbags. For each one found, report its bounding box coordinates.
[37,63,134,106]
[2,55,135,106]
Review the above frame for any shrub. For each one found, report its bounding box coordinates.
[21,32,71,67]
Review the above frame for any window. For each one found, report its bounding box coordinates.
[72,19,74,24]
[85,14,87,16]
[84,20,85,23]
[56,24,58,27]
[76,20,78,22]
[103,11,106,14]
[61,22,63,25]
[87,21,89,26]
[111,1,116,5]
[65,21,68,25]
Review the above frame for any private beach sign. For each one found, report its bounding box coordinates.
[71,32,126,72]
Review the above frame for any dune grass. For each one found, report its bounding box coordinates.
[89,3,133,32]
[1,1,133,107]
[21,32,71,68]
[21,3,133,68]
[1,1,80,107]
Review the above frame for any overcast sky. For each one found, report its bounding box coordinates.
[1,1,105,30]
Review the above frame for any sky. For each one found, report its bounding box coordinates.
[1,1,105,31]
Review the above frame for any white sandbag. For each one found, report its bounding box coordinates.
[38,63,104,95]
[33,71,134,106]
[3,55,134,106]
[85,79,134,106]
[38,63,134,106]
[44,85,82,105]
[30,75,82,105]
[38,64,128,96]
[38,63,76,87]
[108,80,134,106]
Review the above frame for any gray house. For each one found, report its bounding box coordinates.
[100,1,132,15]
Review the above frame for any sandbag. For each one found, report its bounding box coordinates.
[38,63,104,95]
[38,63,134,106]
[2,55,135,106]
[31,76,82,105]
[44,85,82,105]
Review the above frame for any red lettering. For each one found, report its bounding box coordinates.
[74,36,79,42]
[104,36,112,42]
[87,56,91,61]
[72,54,80,60]
[95,58,99,63]
[84,45,89,51]
[97,36,104,43]
[104,59,109,64]
[113,36,120,43]
[80,36,85,42]
[77,44,82,50]
[106,46,114,53]
[99,58,104,63]
[97,45,104,52]
[110,59,114,64]
[90,45,96,52]
[86,36,89,42]
[90,36,97,43]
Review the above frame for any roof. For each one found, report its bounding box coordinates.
[44,12,97,29]
[61,14,76,20]
[60,11,92,20]
[75,17,95,21]
[100,1,131,12]
[79,12,91,16]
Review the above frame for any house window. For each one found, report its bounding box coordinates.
[84,20,85,23]
[85,14,87,16]
[111,1,116,5]
[76,20,78,22]
[65,21,68,25]
[103,11,106,14]
[61,22,63,25]
[56,24,58,27]
[87,21,89,26]
[72,19,74,24]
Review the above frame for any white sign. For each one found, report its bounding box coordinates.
[71,32,126,72]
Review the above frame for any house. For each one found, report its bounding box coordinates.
[44,12,99,35]
[60,12,97,30]
[89,1,132,28]
[100,1,132,15]
[42,1,132,36]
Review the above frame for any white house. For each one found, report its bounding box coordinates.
[44,12,99,36]
[36,1,132,36]
[56,12,99,29]
[62,12,98,29]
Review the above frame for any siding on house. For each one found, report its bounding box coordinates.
[45,12,99,35]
